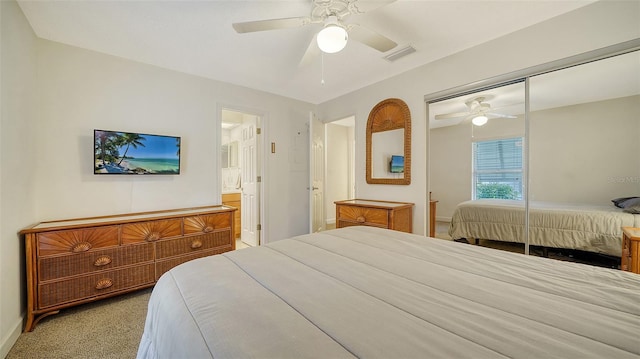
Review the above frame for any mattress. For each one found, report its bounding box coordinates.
[448,199,640,257]
[137,226,640,358]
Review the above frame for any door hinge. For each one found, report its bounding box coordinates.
[257,224,262,231]
[256,128,261,135]
[257,176,261,182]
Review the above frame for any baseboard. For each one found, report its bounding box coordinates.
[326,218,336,225]
[0,314,24,358]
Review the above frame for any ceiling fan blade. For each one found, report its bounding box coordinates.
[299,35,320,67]
[232,17,308,33]
[435,112,470,120]
[348,24,397,52]
[486,112,518,119]
[350,0,397,14]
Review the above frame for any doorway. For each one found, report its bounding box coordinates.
[324,116,356,230]
[221,108,262,247]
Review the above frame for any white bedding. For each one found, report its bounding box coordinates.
[137,226,640,358]
[448,199,640,257]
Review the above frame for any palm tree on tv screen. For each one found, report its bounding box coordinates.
[95,131,119,166]
[116,133,146,166]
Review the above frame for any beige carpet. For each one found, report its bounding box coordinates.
[6,288,151,359]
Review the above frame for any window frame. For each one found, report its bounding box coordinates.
[472,136,525,200]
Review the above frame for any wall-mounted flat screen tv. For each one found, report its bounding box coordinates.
[94,130,181,175]
[390,155,404,173]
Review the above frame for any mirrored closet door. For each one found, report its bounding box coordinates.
[528,50,640,260]
[428,47,640,260]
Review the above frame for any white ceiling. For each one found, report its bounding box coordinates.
[17,0,596,104]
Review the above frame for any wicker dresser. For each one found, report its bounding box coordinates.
[20,205,236,332]
[335,199,414,233]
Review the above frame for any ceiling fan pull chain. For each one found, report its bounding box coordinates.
[321,53,325,85]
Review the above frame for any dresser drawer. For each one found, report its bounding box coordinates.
[121,219,182,244]
[184,213,231,235]
[37,226,119,257]
[38,263,155,309]
[156,230,232,259]
[338,206,389,227]
[155,247,231,280]
[38,243,154,281]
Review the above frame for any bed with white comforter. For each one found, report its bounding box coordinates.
[137,226,640,358]
[449,199,640,257]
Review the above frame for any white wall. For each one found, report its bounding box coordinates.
[317,1,640,235]
[0,0,38,356]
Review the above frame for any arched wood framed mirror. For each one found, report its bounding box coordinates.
[366,98,411,185]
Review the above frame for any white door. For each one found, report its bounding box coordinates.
[241,116,260,246]
[310,112,326,233]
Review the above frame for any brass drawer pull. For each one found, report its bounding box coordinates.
[72,242,92,253]
[356,216,366,223]
[191,240,203,249]
[94,256,112,267]
[203,226,214,233]
[95,278,113,290]
[145,232,161,242]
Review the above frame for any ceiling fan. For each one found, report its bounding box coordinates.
[232,0,398,65]
[434,96,518,126]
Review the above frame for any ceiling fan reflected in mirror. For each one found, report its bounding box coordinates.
[232,0,398,64]
[434,96,518,126]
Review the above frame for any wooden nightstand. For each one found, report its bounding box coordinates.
[335,199,414,233]
[621,227,640,274]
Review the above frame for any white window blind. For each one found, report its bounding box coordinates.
[473,137,523,200]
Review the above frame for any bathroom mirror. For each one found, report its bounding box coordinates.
[221,141,238,169]
[366,98,411,185]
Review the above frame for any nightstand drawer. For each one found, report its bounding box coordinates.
[335,199,414,233]
[338,206,389,227]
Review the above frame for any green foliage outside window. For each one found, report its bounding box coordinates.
[476,183,518,200]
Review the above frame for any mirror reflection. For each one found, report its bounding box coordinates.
[371,129,404,178]
[429,50,640,268]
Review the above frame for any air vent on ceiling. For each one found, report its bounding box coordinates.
[383,45,417,62]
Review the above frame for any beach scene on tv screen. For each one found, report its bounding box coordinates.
[390,155,404,173]
[94,130,180,174]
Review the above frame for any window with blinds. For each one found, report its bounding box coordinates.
[472,137,523,200]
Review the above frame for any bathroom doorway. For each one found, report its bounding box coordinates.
[221,108,262,247]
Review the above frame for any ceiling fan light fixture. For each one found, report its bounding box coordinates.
[317,17,348,53]
[472,115,488,126]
